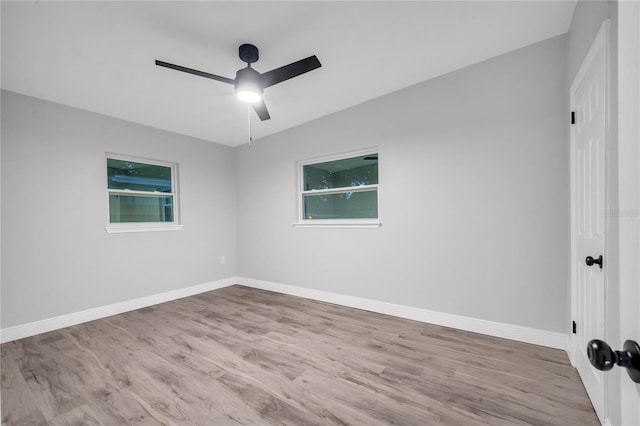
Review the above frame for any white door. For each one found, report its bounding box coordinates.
[570,20,609,424]
[618,1,640,424]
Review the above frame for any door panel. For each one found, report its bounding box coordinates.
[571,20,608,423]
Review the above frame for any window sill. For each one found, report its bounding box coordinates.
[105,224,184,234]
[293,221,381,229]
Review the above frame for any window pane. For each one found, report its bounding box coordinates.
[107,158,172,193]
[109,194,173,223]
[303,190,378,219]
[303,154,378,191]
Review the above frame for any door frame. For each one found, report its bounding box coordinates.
[569,17,611,420]
[617,1,640,423]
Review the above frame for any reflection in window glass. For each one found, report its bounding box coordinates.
[107,155,178,225]
[303,190,378,220]
[303,155,378,191]
[300,152,378,221]
[107,158,172,192]
[109,194,174,223]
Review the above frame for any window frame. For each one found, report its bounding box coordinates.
[294,148,381,229]
[105,153,183,233]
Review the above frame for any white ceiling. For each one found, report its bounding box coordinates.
[1,1,576,147]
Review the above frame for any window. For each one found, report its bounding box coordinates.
[105,154,182,233]
[296,149,380,228]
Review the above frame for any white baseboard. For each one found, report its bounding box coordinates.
[237,277,567,350]
[0,277,238,343]
[566,335,577,366]
[1,276,567,351]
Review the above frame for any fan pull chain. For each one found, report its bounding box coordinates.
[247,105,253,148]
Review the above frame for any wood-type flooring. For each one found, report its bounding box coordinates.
[1,285,598,425]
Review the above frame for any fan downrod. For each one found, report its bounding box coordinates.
[239,44,259,65]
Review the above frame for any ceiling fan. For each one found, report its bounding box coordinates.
[155,44,322,121]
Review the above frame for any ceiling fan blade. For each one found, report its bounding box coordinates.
[252,100,271,121]
[261,55,321,88]
[155,60,235,85]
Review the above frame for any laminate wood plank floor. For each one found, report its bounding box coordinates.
[1,285,598,425]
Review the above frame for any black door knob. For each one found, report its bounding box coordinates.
[587,339,640,383]
[585,255,603,269]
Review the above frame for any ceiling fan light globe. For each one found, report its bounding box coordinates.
[236,90,262,103]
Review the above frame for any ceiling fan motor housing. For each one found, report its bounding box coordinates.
[239,44,259,64]
[234,67,263,99]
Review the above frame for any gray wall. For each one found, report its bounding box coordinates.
[1,90,237,328]
[236,35,569,332]
[1,33,573,336]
